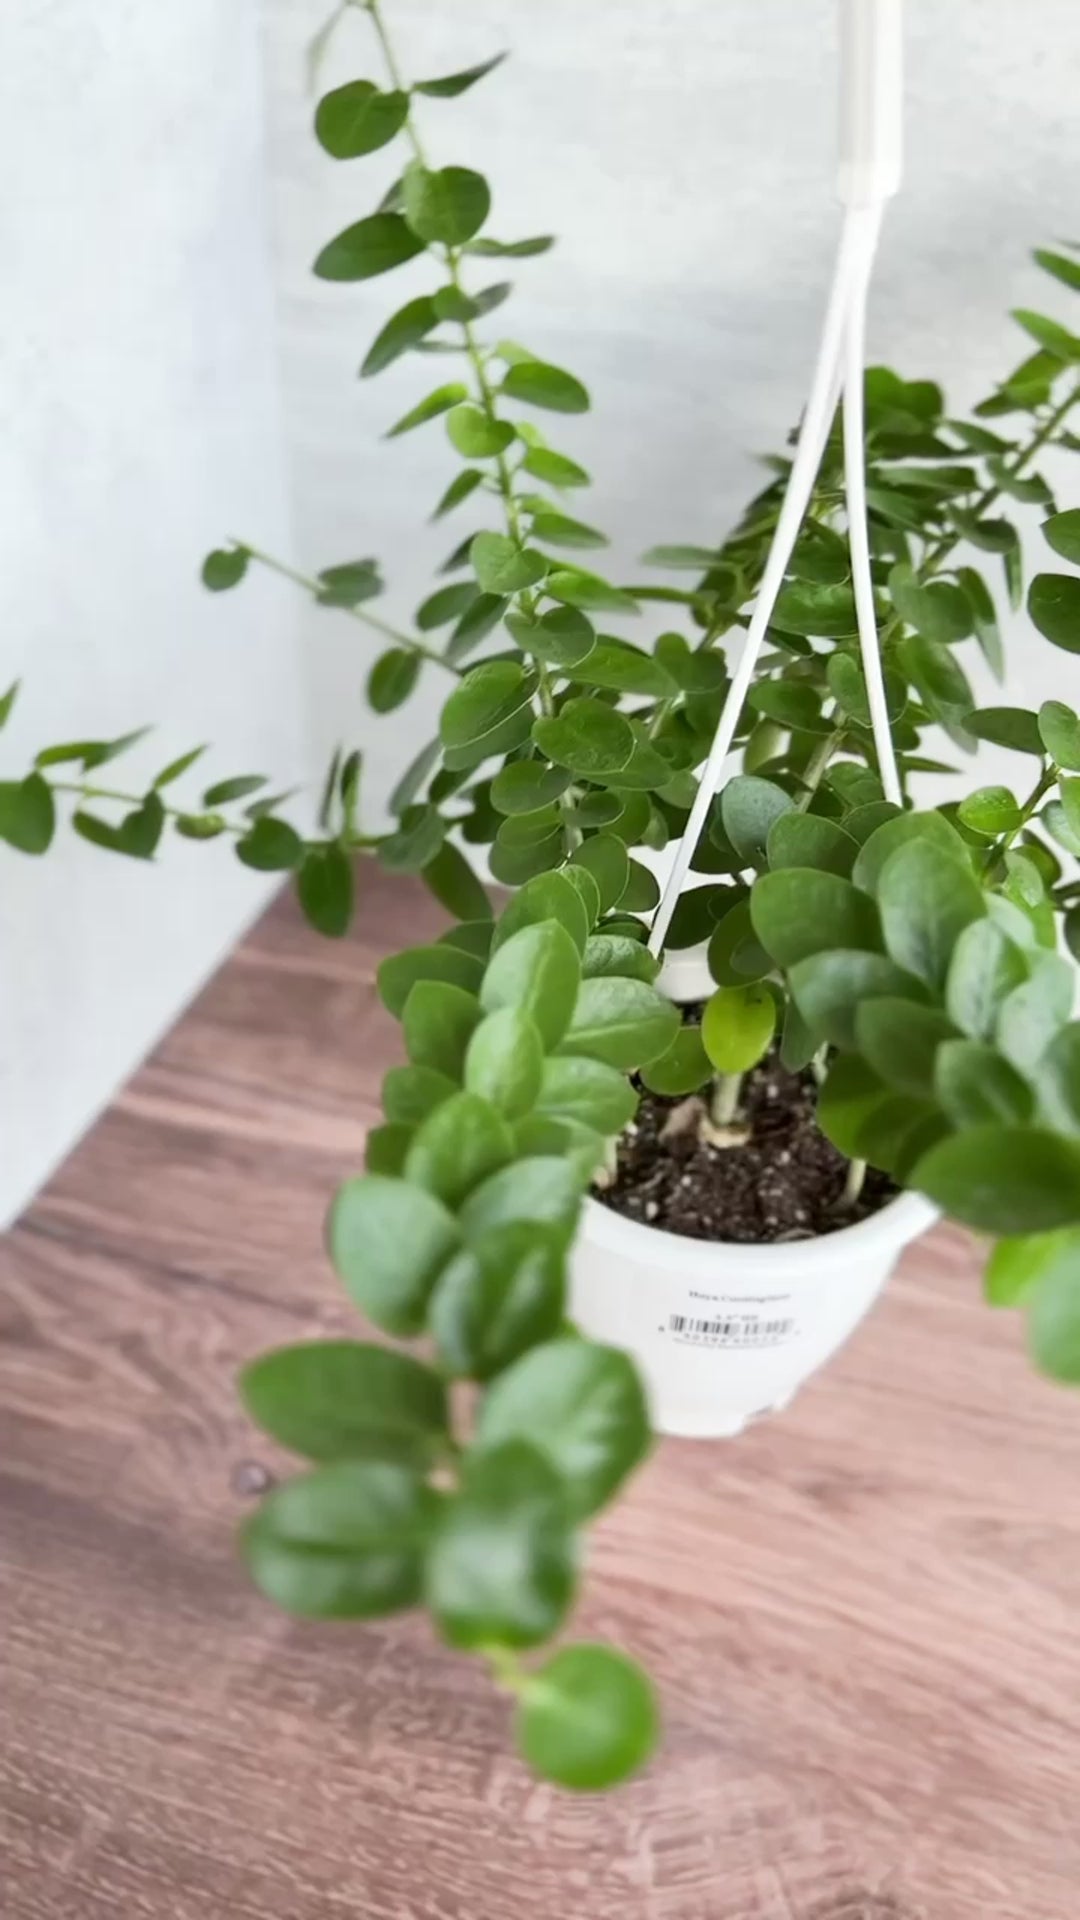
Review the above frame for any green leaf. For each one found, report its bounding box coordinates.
[446,404,515,460]
[0,774,55,855]
[640,1025,711,1096]
[996,957,1074,1072]
[427,1440,574,1651]
[466,234,554,258]
[956,565,1004,679]
[481,920,581,1050]
[328,1172,460,1335]
[415,52,507,98]
[236,816,304,872]
[707,900,772,987]
[545,569,639,617]
[789,951,928,1050]
[958,786,1023,837]
[492,870,589,957]
[201,545,249,591]
[440,661,536,769]
[747,681,827,732]
[935,1039,1034,1127]
[897,634,973,724]
[750,869,881,970]
[422,843,489,924]
[986,1228,1080,1307]
[535,1055,636,1134]
[459,1155,582,1241]
[853,998,957,1099]
[1011,308,1080,360]
[571,834,629,913]
[201,773,265,807]
[1042,510,1080,567]
[382,1063,457,1126]
[379,803,447,874]
[429,1221,565,1380]
[377,943,484,1019]
[581,935,657,984]
[404,1091,513,1207]
[1029,573,1080,651]
[766,812,856,877]
[1033,248,1080,294]
[502,360,589,413]
[889,563,973,643]
[1034,1022,1080,1134]
[912,1128,1080,1235]
[944,917,1029,1040]
[701,984,776,1074]
[0,680,19,729]
[415,581,478,632]
[533,697,634,779]
[477,1338,649,1520]
[571,642,676,699]
[721,776,794,868]
[816,1053,889,1159]
[507,605,596,669]
[770,582,858,637]
[296,843,353,937]
[367,647,420,714]
[240,1341,447,1467]
[515,1644,658,1791]
[470,531,547,596]
[359,295,439,377]
[403,979,481,1079]
[313,211,424,281]
[1039,699,1080,769]
[559,977,680,1071]
[151,743,205,790]
[877,839,985,991]
[1028,1253,1080,1382]
[403,165,490,246]
[174,811,227,841]
[490,761,572,816]
[314,80,408,157]
[241,1460,438,1619]
[387,382,469,439]
[530,509,607,551]
[854,816,973,904]
[464,1006,544,1119]
[521,446,591,489]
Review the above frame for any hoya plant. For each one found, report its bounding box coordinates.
[5,0,1080,1787]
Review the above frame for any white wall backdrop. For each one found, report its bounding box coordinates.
[0,0,307,1223]
[264,0,1080,816]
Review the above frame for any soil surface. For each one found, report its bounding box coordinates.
[596,1046,896,1245]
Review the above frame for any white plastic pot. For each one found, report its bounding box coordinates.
[567,934,936,1438]
[568,1188,935,1438]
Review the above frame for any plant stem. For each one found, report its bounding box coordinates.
[711,1072,743,1126]
[51,779,250,836]
[797,725,844,808]
[838,1157,867,1211]
[983,762,1057,871]
[238,541,456,673]
[920,378,1080,578]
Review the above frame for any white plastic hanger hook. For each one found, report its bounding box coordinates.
[647,0,904,957]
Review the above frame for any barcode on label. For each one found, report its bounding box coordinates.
[669,1315,794,1337]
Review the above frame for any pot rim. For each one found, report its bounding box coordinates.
[580,1185,938,1275]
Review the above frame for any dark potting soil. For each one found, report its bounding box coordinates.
[596,1046,896,1246]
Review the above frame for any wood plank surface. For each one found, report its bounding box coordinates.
[2,867,1079,1920]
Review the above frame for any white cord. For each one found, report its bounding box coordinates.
[647,211,865,958]
[842,203,902,804]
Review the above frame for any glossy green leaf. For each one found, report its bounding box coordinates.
[944,917,1029,1041]
[201,546,249,591]
[544,569,638,617]
[459,1156,583,1239]
[429,1222,565,1380]
[422,840,491,923]
[877,839,985,990]
[470,531,547,596]
[492,871,589,957]
[477,1338,650,1520]
[853,998,957,1098]
[1043,509,1080,565]
[766,811,856,877]
[382,1063,457,1126]
[521,446,591,489]
[789,950,927,1050]
[571,834,629,912]
[816,1053,889,1159]
[440,660,536,769]
[1034,1023,1080,1134]
[328,1173,459,1335]
[701,984,776,1074]
[236,816,304,872]
[403,165,490,246]
[996,956,1075,1072]
[515,1644,658,1791]
[314,211,424,281]
[770,582,858,637]
[240,1341,447,1467]
[296,843,353,937]
[1038,699,1080,769]
[750,868,880,970]
[368,647,420,713]
[559,977,680,1071]
[402,979,482,1079]
[0,774,55,855]
[466,234,554,259]
[958,786,1022,837]
[427,1440,574,1651]
[721,776,794,868]
[1011,308,1080,360]
[377,943,483,1017]
[481,920,581,1050]
[533,697,634,779]
[404,1090,513,1207]
[912,1128,1080,1234]
[241,1460,438,1619]
[571,643,677,699]
[502,360,589,413]
[464,1006,544,1118]
[387,382,469,439]
[850,809,970,897]
[956,565,1004,679]
[640,1025,711,1096]
[445,404,514,462]
[889,563,973,643]
[580,935,658,984]
[314,80,409,158]
[531,509,607,550]
[1029,573,1080,652]
[935,1039,1034,1128]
